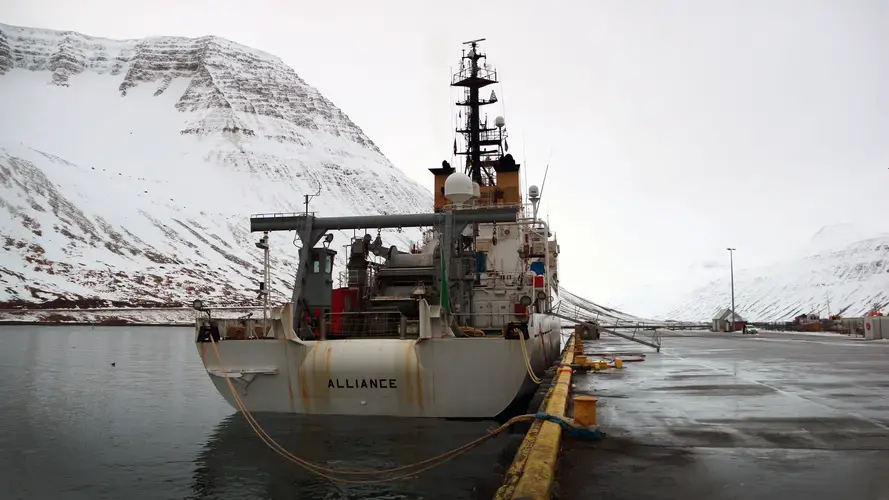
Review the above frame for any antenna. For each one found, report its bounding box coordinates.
[537,149,553,204]
[452,38,499,186]
[449,64,454,167]
[303,182,322,215]
[522,127,528,205]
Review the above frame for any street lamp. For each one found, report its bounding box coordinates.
[727,247,736,332]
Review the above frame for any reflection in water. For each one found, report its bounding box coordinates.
[0,326,522,500]
[187,412,518,500]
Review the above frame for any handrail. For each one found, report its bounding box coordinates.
[317,311,408,339]
[438,201,527,211]
[452,66,498,84]
[250,211,316,219]
[450,312,528,318]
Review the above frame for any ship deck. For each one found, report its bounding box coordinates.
[557,330,889,499]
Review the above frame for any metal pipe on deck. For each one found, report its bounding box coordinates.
[249,207,519,232]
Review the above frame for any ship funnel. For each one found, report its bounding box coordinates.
[444,172,474,207]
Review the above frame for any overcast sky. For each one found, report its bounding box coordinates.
[6,0,889,308]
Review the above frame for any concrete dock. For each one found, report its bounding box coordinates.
[558,330,889,499]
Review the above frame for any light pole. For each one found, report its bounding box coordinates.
[727,247,736,332]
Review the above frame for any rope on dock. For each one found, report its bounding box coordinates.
[533,411,604,440]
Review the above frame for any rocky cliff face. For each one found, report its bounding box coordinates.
[0,23,431,308]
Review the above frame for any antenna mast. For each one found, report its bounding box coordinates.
[452,38,501,186]
[303,183,322,215]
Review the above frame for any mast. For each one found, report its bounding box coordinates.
[432,40,519,211]
[452,38,501,187]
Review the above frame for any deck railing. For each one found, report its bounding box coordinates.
[317,311,409,339]
[452,66,498,85]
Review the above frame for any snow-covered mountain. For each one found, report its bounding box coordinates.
[0,23,432,308]
[600,260,728,319]
[654,224,889,322]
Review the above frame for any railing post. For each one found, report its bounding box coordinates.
[399,315,407,340]
[320,313,327,340]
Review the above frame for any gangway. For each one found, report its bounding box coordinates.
[549,310,662,351]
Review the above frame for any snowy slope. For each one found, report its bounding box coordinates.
[0,23,432,307]
[653,224,889,322]
[599,260,728,319]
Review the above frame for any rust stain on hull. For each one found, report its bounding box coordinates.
[416,364,424,412]
[297,342,312,410]
[283,339,296,412]
[403,341,415,405]
[402,340,424,413]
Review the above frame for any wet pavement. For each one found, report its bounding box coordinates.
[558,330,889,500]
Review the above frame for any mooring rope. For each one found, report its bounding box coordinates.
[516,327,543,385]
[207,334,540,484]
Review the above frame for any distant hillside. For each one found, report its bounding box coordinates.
[0,23,432,307]
[654,224,889,321]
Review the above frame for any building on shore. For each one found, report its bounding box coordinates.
[712,308,745,332]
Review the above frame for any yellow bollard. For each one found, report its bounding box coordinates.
[573,396,597,426]
[614,357,623,369]
[575,354,587,365]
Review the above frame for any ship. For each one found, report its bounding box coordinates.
[193,39,563,418]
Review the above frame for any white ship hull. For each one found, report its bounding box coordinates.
[196,307,561,418]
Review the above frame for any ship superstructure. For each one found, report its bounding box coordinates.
[193,40,562,418]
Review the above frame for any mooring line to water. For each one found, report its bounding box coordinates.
[207,334,538,484]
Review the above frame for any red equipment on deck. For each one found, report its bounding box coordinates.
[331,287,358,335]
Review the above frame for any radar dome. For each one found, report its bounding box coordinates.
[495,116,506,128]
[444,172,474,206]
[472,182,481,199]
[528,185,540,200]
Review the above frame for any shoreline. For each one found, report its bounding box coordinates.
[0,321,192,327]
[0,306,268,327]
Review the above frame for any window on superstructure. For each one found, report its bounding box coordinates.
[313,259,320,273]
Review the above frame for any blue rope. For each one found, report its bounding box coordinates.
[534,412,605,440]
